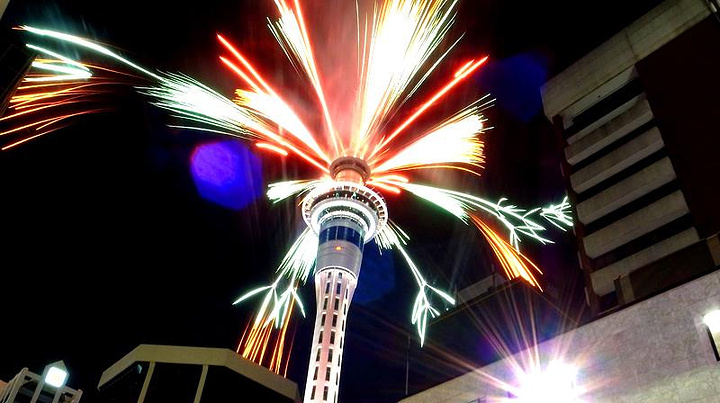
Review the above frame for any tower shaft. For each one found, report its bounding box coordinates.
[303,217,364,403]
[302,161,386,403]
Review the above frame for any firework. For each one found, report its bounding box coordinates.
[8,0,573,398]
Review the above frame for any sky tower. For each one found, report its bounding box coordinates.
[301,157,387,403]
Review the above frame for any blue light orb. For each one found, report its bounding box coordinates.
[478,54,548,122]
[190,141,263,210]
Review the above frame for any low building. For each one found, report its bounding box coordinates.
[0,367,82,403]
[97,344,301,403]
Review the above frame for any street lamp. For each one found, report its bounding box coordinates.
[43,361,69,388]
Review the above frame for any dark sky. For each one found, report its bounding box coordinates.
[0,0,663,401]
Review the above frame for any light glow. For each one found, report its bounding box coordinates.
[704,310,720,333]
[44,364,68,388]
[514,361,584,403]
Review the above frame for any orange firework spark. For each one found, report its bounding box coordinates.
[238,294,297,375]
[1,55,141,151]
[472,216,544,290]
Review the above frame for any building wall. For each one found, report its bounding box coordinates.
[399,271,720,402]
[540,0,720,314]
[635,17,720,239]
[541,0,710,123]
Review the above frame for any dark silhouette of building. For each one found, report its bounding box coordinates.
[97,345,301,403]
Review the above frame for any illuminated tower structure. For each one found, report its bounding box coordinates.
[301,157,387,403]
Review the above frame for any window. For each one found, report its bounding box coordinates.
[311,386,316,400]
[345,288,348,298]
[334,298,339,310]
[330,332,335,344]
[313,367,318,380]
[325,281,330,294]
[344,303,347,314]
[319,331,323,343]
[328,349,333,362]
[336,283,341,294]
[323,386,329,401]
[342,320,345,331]
[336,374,339,385]
[325,367,331,381]
[340,337,343,348]
[338,272,342,279]
[322,313,326,326]
[323,297,328,310]
[332,314,338,327]
[316,349,320,362]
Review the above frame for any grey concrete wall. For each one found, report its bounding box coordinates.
[582,190,689,259]
[400,270,720,402]
[0,1,9,23]
[569,127,664,194]
[541,0,710,123]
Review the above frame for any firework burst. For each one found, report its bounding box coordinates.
[6,0,572,393]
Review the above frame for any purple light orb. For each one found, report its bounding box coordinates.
[190,141,263,210]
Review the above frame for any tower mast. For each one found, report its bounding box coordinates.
[301,157,387,403]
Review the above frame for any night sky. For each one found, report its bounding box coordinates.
[1,1,664,401]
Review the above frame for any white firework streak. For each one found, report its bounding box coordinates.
[140,73,261,138]
[233,274,306,329]
[233,89,330,163]
[385,181,553,250]
[376,222,455,346]
[20,26,163,81]
[25,44,92,82]
[540,196,573,231]
[353,0,459,154]
[267,179,325,204]
[276,227,319,283]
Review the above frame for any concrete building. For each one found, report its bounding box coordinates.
[542,0,720,315]
[0,366,83,403]
[401,0,720,401]
[97,345,301,402]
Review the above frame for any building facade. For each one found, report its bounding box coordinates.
[0,367,82,403]
[542,0,720,315]
[97,345,301,403]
